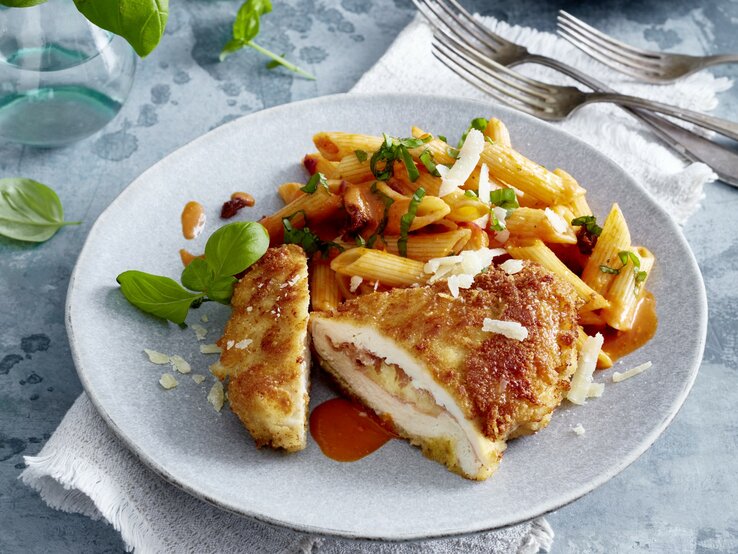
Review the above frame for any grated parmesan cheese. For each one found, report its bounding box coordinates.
[191,374,206,384]
[225,340,235,350]
[159,373,178,389]
[567,333,604,405]
[207,381,225,412]
[500,259,524,275]
[425,247,506,297]
[246,306,253,312]
[144,349,170,365]
[572,424,586,436]
[350,275,363,293]
[482,318,528,341]
[200,343,222,354]
[544,208,568,234]
[169,354,191,374]
[438,129,485,196]
[613,361,652,383]
[494,229,510,244]
[191,324,208,341]
[235,338,252,349]
[200,314,209,323]
[477,163,492,205]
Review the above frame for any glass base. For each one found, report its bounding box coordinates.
[0,85,122,147]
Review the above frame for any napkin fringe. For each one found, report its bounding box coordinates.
[22,449,156,553]
[516,518,554,553]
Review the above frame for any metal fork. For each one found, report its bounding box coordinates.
[557,10,738,84]
[412,0,738,187]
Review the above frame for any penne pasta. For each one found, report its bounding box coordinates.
[484,118,512,148]
[601,246,655,330]
[260,185,342,243]
[313,132,385,162]
[310,256,341,312]
[303,153,339,179]
[507,239,609,310]
[335,153,374,183]
[383,229,471,261]
[331,248,427,287]
[505,207,577,244]
[443,189,489,222]
[581,203,631,295]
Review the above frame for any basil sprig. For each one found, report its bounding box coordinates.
[488,188,519,231]
[0,178,80,243]
[117,221,269,324]
[398,187,425,257]
[220,0,315,79]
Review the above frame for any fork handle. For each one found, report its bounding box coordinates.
[585,92,738,142]
[702,54,738,68]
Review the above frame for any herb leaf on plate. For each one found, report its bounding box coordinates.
[73,0,169,57]
[219,0,315,80]
[204,221,269,277]
[0,178,80,243]
[0,0,48,7]
[117,271,204,325]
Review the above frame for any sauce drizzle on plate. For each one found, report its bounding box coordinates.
[309,398,396,462]
[594,291,658,362]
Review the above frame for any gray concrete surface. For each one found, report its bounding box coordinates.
[1,0,737,552]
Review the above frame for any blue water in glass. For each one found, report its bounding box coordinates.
[0,46,123,147]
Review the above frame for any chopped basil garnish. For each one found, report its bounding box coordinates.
[618,250,641,269]
[369,134,431,183]
[419,149,441,177]
[282,213,343,257]
[398,187,425,257]
[489,188,519,210]
[354,149,368,163]
[366,182,394,248]
[599,264,621,275]
[635,270,648,285]
[571,215,602,237]
[457,117,489,148]
[438,135,448,143]
[464,190,478,198]
[300,172,328,194]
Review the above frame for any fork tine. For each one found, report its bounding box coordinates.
[558,10,662,60]
[413,0,504,53]
[434,32,553,98]
[557,27,665,81]
[431,46,546,119]
[431,39,553,110]
[557,18,662,70]
[439,0,509,47]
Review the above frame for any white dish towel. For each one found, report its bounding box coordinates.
[21,14,730,554]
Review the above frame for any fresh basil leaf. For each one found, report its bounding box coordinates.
[489,188,519,210]
[204,221,269,277]
[618,250,641,269]
[300,172,328,193]
[0,178,80,243]
[438,135,448,143]
[219,0,315,79]
[464,190,478,198]
[419,149,441,177]
[369,144,395,181]
[635,270,648,285]
[73,0,168,57]
[354,150,368,163]
[233,0,271,42]
[219,39,245,62]
[599,265,620,275]
[398,136,431,149]
[398,187,425,257]
[207,275,238,304]
[117,270,203,324]
[0,0,47,6]
[398,145,419,182]
[180,258,214,292]
[490,212,506,232]
[571,215,602,237]
[457,117,488,148]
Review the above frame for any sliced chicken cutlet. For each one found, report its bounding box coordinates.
[310,262,581,479]
[211,244,310,452]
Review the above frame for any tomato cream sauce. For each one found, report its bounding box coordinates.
[181,201,206,239]
[588,291,658,363]
[309,398,396,462]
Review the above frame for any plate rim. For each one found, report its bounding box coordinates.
[66,91,707,540]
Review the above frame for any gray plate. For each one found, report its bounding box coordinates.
[67,93,706,540]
